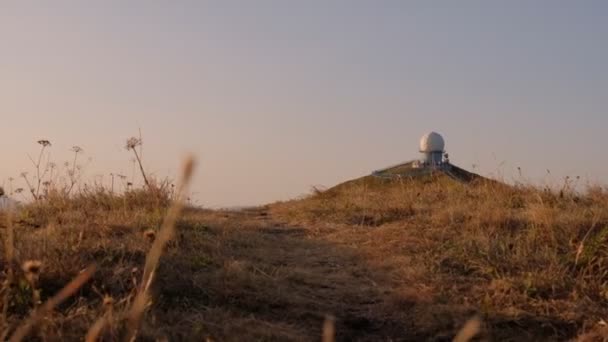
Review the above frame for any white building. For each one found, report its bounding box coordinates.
[418,131,446,166]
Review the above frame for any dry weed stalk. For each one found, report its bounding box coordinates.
[66,146,83,195]
[453,316,482,342]
[1,208,16,340]
[322,315,335,342]
[24,139,52,200]
[125,137,150,189]
[20,172,37,201]
[9,265,97,342]
[575,214,600,266]
[125,156,195,341]
[85,295,115,341]
[85,317,109,342]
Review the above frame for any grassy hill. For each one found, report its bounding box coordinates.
[1,173,608,341]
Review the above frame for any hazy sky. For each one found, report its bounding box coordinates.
[2,1,607,207]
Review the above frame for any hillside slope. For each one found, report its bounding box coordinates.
[1,179,608,340]
[271,176,608,340]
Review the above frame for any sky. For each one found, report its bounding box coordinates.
[1,1,607,207]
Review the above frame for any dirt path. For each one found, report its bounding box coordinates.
[150,208,579,341]
[155,208,407,341]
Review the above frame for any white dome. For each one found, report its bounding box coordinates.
[419,132,445,152]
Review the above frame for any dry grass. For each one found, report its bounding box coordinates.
[1,170,607,340]
[0,156,194,341]
[9,265,96,342]
[270,174,608,340]
[126,156,195,341]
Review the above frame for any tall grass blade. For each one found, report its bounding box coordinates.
[125,156,195,341]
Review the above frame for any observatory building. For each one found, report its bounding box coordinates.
[417,131,447,168]
[371,132,477,182]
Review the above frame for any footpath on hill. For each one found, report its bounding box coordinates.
[178,206,580,341]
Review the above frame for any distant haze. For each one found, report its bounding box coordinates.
[2,2,607,207]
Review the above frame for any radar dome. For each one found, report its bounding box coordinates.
[419,132,445,153]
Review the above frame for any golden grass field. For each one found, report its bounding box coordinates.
[1,163,608,341]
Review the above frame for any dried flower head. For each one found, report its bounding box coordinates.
[22,260,42,274]
[71,146,83,153]
[103,295,115,309]
[144,229,156,242]
[22,260,43,285]
[0,187,4,196]
[125,137,141,150]
[37,139,51,147]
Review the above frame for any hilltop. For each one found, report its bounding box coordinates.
[325,161,488,196]
[1,173,608,341]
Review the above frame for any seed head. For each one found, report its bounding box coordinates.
[22,260,43,285]
[37,139,51,147]
[103,295,115,309]
[125,137,141,150]
[144,229,156,242]
[22,260,42,274]
[71,146,83,153]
